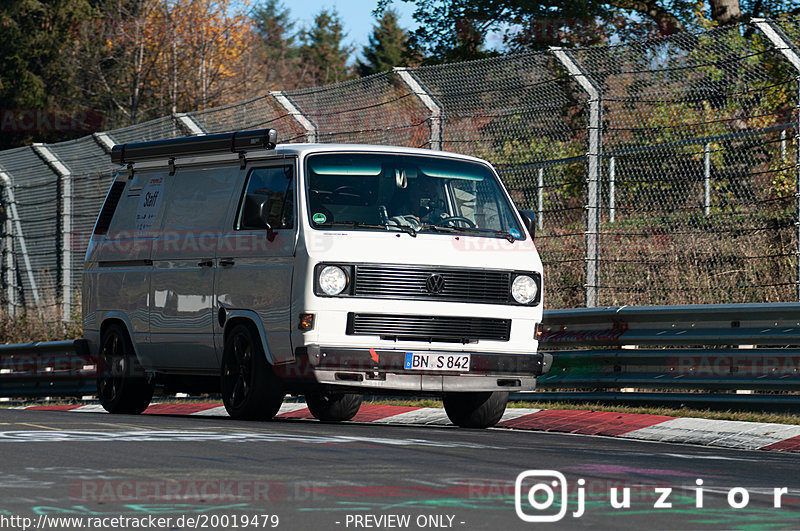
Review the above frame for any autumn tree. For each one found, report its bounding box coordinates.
[82,0,170,125]
[167,0,255,109]
[357,9,413,76]
[298,9,354,86]
[79,0,256,127]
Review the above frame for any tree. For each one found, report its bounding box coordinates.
[81,0,256,126]
[0,0,96,149]
[252,0,303,90]
[357,9,412,77]
[298,9,354,86]
[376,0,800,62]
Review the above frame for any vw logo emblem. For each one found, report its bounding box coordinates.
[426,274,445,294]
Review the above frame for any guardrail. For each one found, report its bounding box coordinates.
[519,302,800,409]
[0,340,96,397]
[2,304,800,409]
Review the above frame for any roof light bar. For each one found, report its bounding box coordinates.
[110,128,278,165]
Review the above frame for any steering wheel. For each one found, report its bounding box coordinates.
[440,216,476,228]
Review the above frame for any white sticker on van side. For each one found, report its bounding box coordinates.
[136,177,165,233]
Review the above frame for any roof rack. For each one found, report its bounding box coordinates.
[110,129,278,165]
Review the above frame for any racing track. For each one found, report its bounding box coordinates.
[0,406,798,530]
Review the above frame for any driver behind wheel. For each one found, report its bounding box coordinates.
[387,172,447,225]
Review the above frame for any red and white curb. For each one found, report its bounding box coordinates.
[12,403,800,453]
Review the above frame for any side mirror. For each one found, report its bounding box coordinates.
[520,209,536,240]
[244,193,277,241]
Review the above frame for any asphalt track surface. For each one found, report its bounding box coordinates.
[0,407,798,530]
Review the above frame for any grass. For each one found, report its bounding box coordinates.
[0,302,82,344]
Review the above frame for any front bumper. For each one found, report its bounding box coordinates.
[282,346,552,393]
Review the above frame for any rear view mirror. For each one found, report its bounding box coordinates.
[520,209,536,239]
[243,194,277,241]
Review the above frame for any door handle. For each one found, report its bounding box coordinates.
[197,260,213,268]
[219,259,235,267]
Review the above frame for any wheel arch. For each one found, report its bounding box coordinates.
[222,310,276,366]
[99,313,143,363]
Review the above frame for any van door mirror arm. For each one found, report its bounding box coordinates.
[520,209,536,239]
[265,222,277,242]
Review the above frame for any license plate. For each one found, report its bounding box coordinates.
[404,352,471,372]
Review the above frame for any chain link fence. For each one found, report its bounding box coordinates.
[0,17,798,321]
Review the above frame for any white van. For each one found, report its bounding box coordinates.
[83,129,550,428]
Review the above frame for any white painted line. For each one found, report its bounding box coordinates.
[621,417,800,450]
[499,408,541,422]
[372,407,452,425]
[276,402,310,415]
[189,406,229,417]
[71,405,108,413]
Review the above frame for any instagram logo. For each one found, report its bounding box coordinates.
[515,470,570,522]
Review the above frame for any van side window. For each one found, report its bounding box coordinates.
[237,166,295,230]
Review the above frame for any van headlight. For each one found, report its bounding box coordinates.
[511,275,538,304]
[318,265,348,296]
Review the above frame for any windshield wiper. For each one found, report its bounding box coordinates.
[318,221,417,237]
[420,224,516,243]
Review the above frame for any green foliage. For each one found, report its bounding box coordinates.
[0,0,95,149]
[299,9,354,86]
[253,0,296,50]
[377,1,800,62]
[252,0,301,89]
[358,9,411,76]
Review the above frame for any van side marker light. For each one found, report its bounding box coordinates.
[299,313,315,331]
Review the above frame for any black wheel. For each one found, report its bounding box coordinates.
[221,324,285,420]
[97,323,154,414]
[440,216,476,228]
[443,391,508,428]
[305,391,362,422]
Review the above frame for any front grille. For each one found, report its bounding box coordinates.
[347,313,511,343]
[353,265,512,304]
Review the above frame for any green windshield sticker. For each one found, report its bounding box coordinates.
[312,213,327,224]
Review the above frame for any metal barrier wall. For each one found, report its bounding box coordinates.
[0,17,799,323]
[530,302,800,408]
[2,304,800,408]
[0,340,95,397]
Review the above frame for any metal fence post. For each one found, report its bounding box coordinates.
[271,91,317,143]
[704,142,712,216]
[781,129,787,163]
[32,144,71,322]
[173,113,207,136]
[394,67,443,151]
[551,47,603,307]
[752,18,800,301]
[92,132,116,153]
[3,209,13,317]
[608,157,616,223]
[537,167,544,232]
[0,168,40,310]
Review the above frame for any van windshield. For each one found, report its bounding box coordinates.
[305,153,524,240]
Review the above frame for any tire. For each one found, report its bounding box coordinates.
[305,391,363,422]
[221,324,285,420]
[443,391,508,428]
[97,323,154,414]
